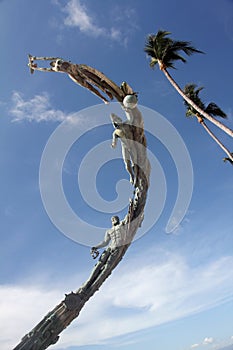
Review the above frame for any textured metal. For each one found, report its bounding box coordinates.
[13,58,150,350]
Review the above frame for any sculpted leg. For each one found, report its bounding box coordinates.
[82,249,111,290]
[122,147,135,184]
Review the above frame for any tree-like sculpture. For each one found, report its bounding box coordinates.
[12,56,151,350]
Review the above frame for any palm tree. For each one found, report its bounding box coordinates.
[144,30,233,137]
[184,83,233,162]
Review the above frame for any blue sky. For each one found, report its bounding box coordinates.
[0,0,233,349]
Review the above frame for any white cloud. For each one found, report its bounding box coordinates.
[59,0,138,45]
[0,285,62,350]
[63,0,105,37]
[203,337,214,345]
[190,337,215,348]
[2,251,233,350]
[10,92,71,123]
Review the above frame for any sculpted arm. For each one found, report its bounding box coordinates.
[94,231,111,249]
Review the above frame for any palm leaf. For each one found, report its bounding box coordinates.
[184,83,227,120]
[144,30,203,70]
[205,103,227,119]
[183,83,205,116]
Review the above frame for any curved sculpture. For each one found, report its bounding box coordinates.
[12,56,151,350]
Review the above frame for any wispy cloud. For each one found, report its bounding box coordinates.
[190,335,233,350]
[191,336,215,349]
[57,0,138,46]
[2,250,233,350]
[63,0,105,37]
[10,92,71,123]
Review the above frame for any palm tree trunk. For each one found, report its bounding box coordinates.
[161,67,233,138]
[196,115,233,162]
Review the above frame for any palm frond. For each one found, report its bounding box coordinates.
[183,83,227,120]
[172,40,204,56]
[149,57,158,68]
[184,83,204,98]
[183,83,205,116]
[144,30,203,70]
[205,103,227,119]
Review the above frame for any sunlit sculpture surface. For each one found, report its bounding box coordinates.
[13,55,151,350]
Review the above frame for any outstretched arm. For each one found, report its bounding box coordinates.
[93,231,111,250]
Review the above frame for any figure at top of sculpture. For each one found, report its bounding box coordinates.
[49,59,112,104]
[50,59,133,103]
[28,55,137,105]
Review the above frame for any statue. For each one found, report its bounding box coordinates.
[13,54,151,350]
[110,110,150,190]
[82,215,128,291]
[111,113,138,186]
[27,55,131,104]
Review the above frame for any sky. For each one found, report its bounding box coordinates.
[0,0,233,350]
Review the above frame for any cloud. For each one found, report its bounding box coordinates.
[203,337,214,345]
[190,335,233,350]
[59,0,138,45]
[2,250,233,350]
[190,337,214,349]
[10,92,71,123]
[63,0,105,37]
[0,285,62,350]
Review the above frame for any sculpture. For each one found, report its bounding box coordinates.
[28,55,133,104]
[13,55,151,350]
[82,215,129,291]
[111,111,150,190]
[111,113,138,186]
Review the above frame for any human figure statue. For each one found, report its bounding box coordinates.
[50,59,113,104]
[28,55,128,104]
[92,215,127,252]
[110,112,150,189]
[111,113,138,186]
[82,215,128,291]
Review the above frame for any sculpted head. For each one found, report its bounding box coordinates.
[111,216,120,226]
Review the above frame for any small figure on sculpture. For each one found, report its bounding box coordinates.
[110,113,139,187]
[90,215,127,258]
[81,216,128,291]
[110,102,150,190]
